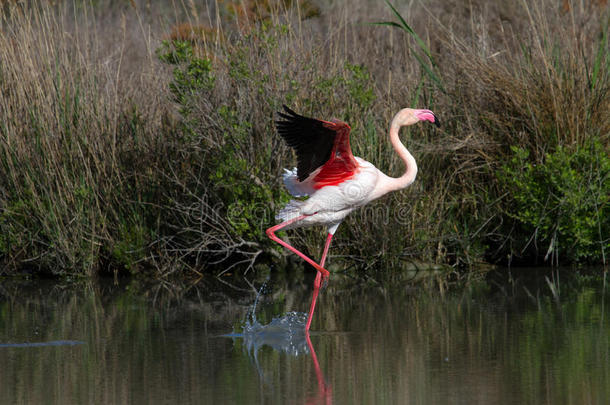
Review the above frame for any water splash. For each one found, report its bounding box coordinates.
[245,278,268,327]
[222,280,331,401]
[225,280,310,356]
[241,311,309,356]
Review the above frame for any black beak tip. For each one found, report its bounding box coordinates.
[433,114,441,128]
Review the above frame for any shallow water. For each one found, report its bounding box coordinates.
[0,269,608,404]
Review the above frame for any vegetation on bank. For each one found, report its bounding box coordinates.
[0,0,608,277]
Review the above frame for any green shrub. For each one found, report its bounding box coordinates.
[156,40,215,114]
[112,219,151,272]
[498,141,609,263]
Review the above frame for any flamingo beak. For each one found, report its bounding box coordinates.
[415,109,440,128]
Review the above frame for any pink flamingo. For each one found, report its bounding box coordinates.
[266,105,440,331]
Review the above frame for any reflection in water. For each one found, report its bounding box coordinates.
[0,340,84,348]
[0,271,607,404]
[227,284,332,403]
[227,311,332,404]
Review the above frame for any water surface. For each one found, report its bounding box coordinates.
[0,269,607,404]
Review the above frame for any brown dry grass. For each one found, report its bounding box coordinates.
[0,0,607,276]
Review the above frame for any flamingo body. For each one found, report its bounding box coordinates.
[278,156,379,233]
[267,105,439,331]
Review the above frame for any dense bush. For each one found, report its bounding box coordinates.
[499,142,609,264]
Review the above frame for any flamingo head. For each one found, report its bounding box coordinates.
[393,108,441,128]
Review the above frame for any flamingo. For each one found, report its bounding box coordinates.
[266,105,440,331]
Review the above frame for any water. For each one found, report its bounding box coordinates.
[0,269,607,404]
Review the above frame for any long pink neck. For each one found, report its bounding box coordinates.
[385,119,418,191]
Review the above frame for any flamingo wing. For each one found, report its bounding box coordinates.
[276,105,358,187]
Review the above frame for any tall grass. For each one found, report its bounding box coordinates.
[0,1,170,275]
[0,0,608,277]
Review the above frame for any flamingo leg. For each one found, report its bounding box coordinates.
[305,233,333,331]
[266,217,332,332]
[319,232,333,268]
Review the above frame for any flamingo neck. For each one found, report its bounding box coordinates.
[386,120,418,191]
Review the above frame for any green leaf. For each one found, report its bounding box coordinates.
[384,0,434,65]
[372,1,445,92]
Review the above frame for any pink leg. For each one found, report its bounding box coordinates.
[319,232,333,268]
[266,215,330,278]
[266,218,332,332]
[305,233,333,331]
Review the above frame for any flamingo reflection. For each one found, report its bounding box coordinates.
[228,312,332,404]
[305,331,332,405]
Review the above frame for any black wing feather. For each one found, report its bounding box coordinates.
[275,105,336,181]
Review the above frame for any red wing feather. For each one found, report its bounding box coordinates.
[312,122,358,189]
[276,106,358,186]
